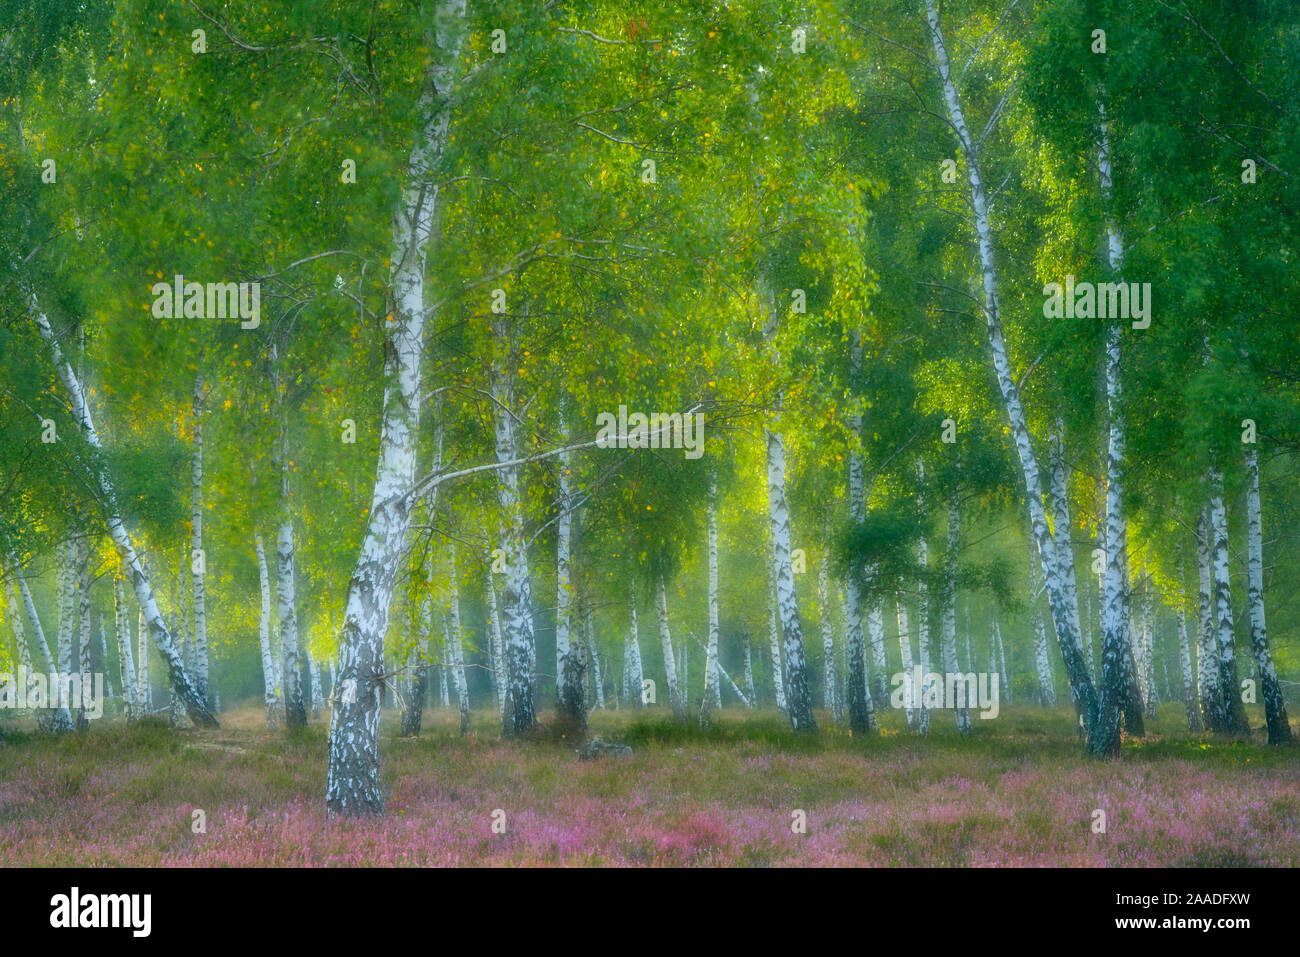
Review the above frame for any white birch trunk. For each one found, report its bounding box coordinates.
[842,330,876,733]
[114,576,138,722]
[190,374,209,706]
[1195,509,1224,730]
[1244,445,1290,743]
[445,544,469,735]
[923,0,1098,743]
[28,303,215,726]
[76,536,92,730]
[942,496,971,732]
[137,607,149,716]
[1034,612,1056,706]
[627,583,644,710]
[993,617,1010,704]
[587,605,604,710]
[554,434,583,724]
[254,532,278,729]
[701,473,721,729]
[5,573,58,730]
[897,600,915,728]
[655,573,685,722]
[1177,594,1201,731]
[916,460,933,734]
[1208,472,1248,733]
[817,541,836,720]
[326,2,465,815]
[486,566,506,720]
[766,553,786,716]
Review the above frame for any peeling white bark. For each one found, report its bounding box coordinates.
[326,0,466,816]
[1244,445,1290,743]
[655,574,685,722]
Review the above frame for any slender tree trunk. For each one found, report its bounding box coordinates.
[762,332,816,731]
[766,552,786,715]
[326,6,464,816]
[627,583,644,709]
[1208,471,1249,734]
[486,565,507,721]
[1033,611,1056,706]
[816,537,837,721]
[993,617,1010,705]
[492,360,538,738]
[655,574,686,723]
[916,460,933,734]
[254,532,278,730]
[743,639,756,710]
[445,544,469,736]
[586,605,604,710]
[897,600,915,729]
[942,495,971,732]
[5,573,57,731]
[114,576,137,722]
[75,536,92,731]
[924,0,1098,746]
[1177,593,1201,731]
[1243,446,1290,743]
[1195,508,1226,731]
[701,474,721,729]
[843,331,877,735]
[191,374,209,706]
[555,435,584,729]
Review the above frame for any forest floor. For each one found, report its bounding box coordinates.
[1,702,1298,866]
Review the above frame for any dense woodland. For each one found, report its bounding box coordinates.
[2,0,1298,820]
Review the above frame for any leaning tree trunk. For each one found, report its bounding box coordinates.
[28,301,215,727]
[5,571,63,732]
[924,0,1098,747]
[992,617,1010,704]
[1208,470,1249,734]
[190,374,209,707]
[254,532,278,730]
[701,473,722,730]
[1243,445,1290,743]
[655,573,686,723]
[326,5,464,816]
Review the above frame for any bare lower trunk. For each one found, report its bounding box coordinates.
[191,374,209,706]
[626,583,644,710]
[897,600,916,729]
[446,543,470,736]
[326,6,464,816]
[254,532,278,730]
[701,475,721,729]
[1195,508,1226,731]
[655,574,686,723]
[942,496,970,732]
[1208,472,1249,734]
[1243,446,1290,743]
[766,554,786,715]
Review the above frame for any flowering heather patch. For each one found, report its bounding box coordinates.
[0,704,1296,866]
